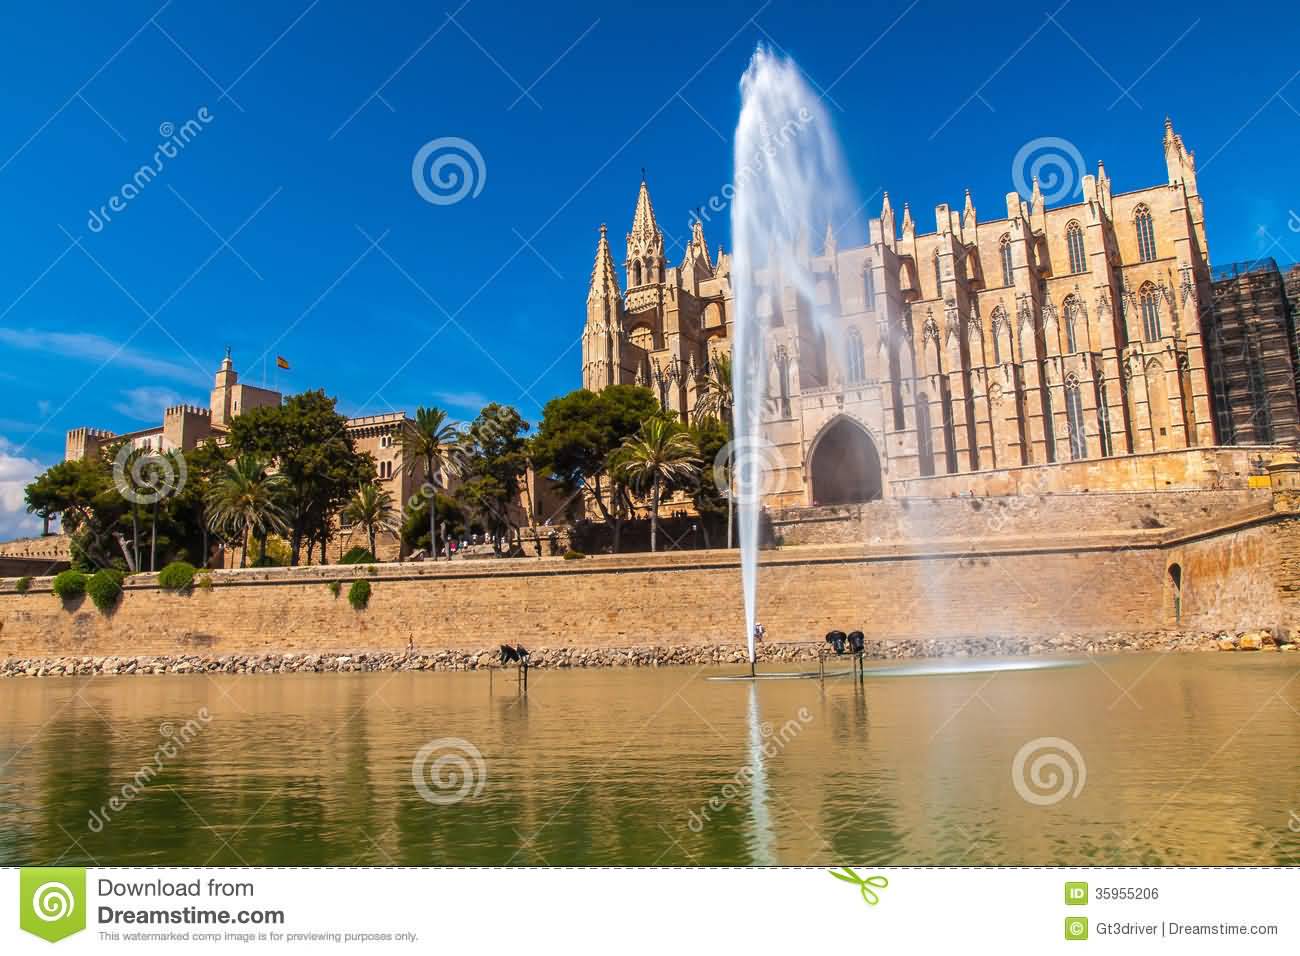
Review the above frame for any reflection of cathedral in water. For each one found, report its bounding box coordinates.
[582,121,1222,507]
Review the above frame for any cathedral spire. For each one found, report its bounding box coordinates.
[625,174,665,288]
[588,223,620,303]
[822,220,837,257]
[629,176,660,246]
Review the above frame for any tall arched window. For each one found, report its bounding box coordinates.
[915,394,935,476]
[1139,283,1162,342]
[999,234,1014,286]
[933,249,943,294]
[1066,221,1086,274]
[1063,295,1081,353]
[1134,205,1157,262]
[1096,380,1114,457]
[845,327,866,384]
[863,261,876,309]
[1043,386,1057,462]
[888,343,904,431]
[632,261,642,286]
[775,345,791,418]
[1065,375,1087,460]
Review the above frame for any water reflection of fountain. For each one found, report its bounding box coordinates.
[745,683,777,864]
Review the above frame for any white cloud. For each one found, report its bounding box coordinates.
[113,386,193,422]
[0,327,209,386]
[0,437,46,541]
[431,390,492,410]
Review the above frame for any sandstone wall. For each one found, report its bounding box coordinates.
[771,489,1267,547]
[5,513,1298,662]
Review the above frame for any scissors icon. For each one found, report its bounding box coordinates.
[828,867,889,905]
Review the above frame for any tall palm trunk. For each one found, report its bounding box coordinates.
[150,499,158,571]
[427,464,438,561]
[650,477,661,552]
[239,521,249,568]
[727,488,734,548]
[131,504,140,571]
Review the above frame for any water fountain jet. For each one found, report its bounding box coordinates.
[730,48,860,666]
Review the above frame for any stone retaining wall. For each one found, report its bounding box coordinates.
[4,507,1299,671]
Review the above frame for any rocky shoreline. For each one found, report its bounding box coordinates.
[1,628,1292,678]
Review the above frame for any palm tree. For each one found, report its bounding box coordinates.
[399,406,461,560]
[616,418,701,552]
[694,350,733,422]
[694,351,736,547]
[204,455,289,568]
[342,482,398,558]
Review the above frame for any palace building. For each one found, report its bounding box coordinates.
[582,119,1292,507]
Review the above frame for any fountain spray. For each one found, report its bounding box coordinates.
[731,48,858,665]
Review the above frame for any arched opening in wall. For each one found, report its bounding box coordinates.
[632,261,643,287]
[809,417,883,505]
[1168,563,1183,624]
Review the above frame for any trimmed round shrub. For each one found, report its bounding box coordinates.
[52,570,88,601]
[196,574,214,591]
[563,549,586,560]
[86,569,124,612]
[14,576,32,594]
[340,546,376,565]
[348,579,371,610]
[327,580,342,598]
[158,561,197,591]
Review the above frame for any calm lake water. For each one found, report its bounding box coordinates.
[1,653,1297,866]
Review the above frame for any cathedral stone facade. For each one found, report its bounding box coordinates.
[582,119,1241,507]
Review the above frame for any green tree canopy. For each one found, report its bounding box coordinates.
[227,390,374,564]
[456,404,530,553]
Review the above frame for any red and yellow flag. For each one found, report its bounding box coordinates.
[275,356,290,370]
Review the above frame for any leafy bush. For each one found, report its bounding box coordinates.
[52,570,88,601]
[366,565,378,576]
[340,546,376,565]
[158,561,197,591]
[196,574,214,591]
[86,569,124,612]
[14,576,31,594]
[563,549,586,560]
[348,579,371,610]
[328,580,341,598]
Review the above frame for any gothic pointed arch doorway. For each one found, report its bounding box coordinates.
[808,416,883,505]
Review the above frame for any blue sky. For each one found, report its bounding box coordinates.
[1,0,1298,536]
